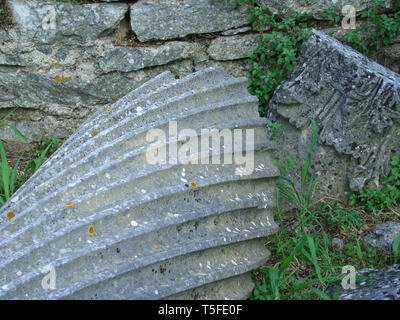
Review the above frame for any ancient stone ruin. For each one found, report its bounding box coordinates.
[0,0,400,300]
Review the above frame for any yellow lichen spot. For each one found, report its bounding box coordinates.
[40,237,46,240]
[88,224,95,236]
[175,278,181,281]
[127,225,132,229]
[152,89,158,93]
[52,60,59,66]
[111,157,120,161]
[105,107,111,113]
[196,88,203,91]
[257,136,262,142]
[53,75,72,83]
[154,247,160,251]
[65,201,74,207]
[92,130,99,137]
[127,258,133,262]
[190,182,197,189]
[5,210,15,220]
[213,122,217,126]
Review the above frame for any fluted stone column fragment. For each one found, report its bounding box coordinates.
[0,67,279,300]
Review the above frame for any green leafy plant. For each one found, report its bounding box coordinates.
[321,7,342,25]
[246,11,311,116]
[225,0,311,116]
[340,0,399,55]
[33,135,60,158]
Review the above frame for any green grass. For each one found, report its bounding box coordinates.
[0,108,60,205]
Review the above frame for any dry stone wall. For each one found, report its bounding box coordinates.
[0,0,399,160]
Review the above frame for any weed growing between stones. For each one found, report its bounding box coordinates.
[226,0,312,116]
[327,0,400,56]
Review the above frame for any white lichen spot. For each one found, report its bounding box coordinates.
[130,220,138,227]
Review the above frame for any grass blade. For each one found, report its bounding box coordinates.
[307,235,323,284]
[0,140,10,200]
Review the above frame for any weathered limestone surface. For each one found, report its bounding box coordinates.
[130,0,249,42]
[208,34,258,61]
[99,42,207,73]
[9,0,128,44]
[364,222,400,252]
[0,67,280,300]
[269,29,400,200]
[328,264,400,300]
[256,0,393,19]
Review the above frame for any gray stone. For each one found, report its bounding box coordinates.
[364,222,400,252]
[130,0,249,42]
[99,42,207,73]
[196,60,250,78]
[208,34,258,61]
[0,67,280,300]
[269,29,400,196]
[256,0,393,19]
[9,0,128,44]
[331,238,344,252]
[328,264,400,300]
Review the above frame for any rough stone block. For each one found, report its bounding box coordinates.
[269,29,400,200]
[9,0,128,44]
[130,0,249,42]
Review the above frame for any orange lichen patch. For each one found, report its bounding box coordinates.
[111,157,120,161]
[154,247,160,251]
[5,210,15,220]
[52,60,59,66]
[257,136,262,142]
[175,278,181,281]
[212,100,217,103]
[213,122,217,126]
[65,201,75,207]
[189,182,197,189]
[88,225,95,236]
[196,88,203,91]
[40,237,46,240]
[92,130,99,137]
[127,258,133,262]
[152,89,158,93]
[53,75,72,83]
[105,107,111,113]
